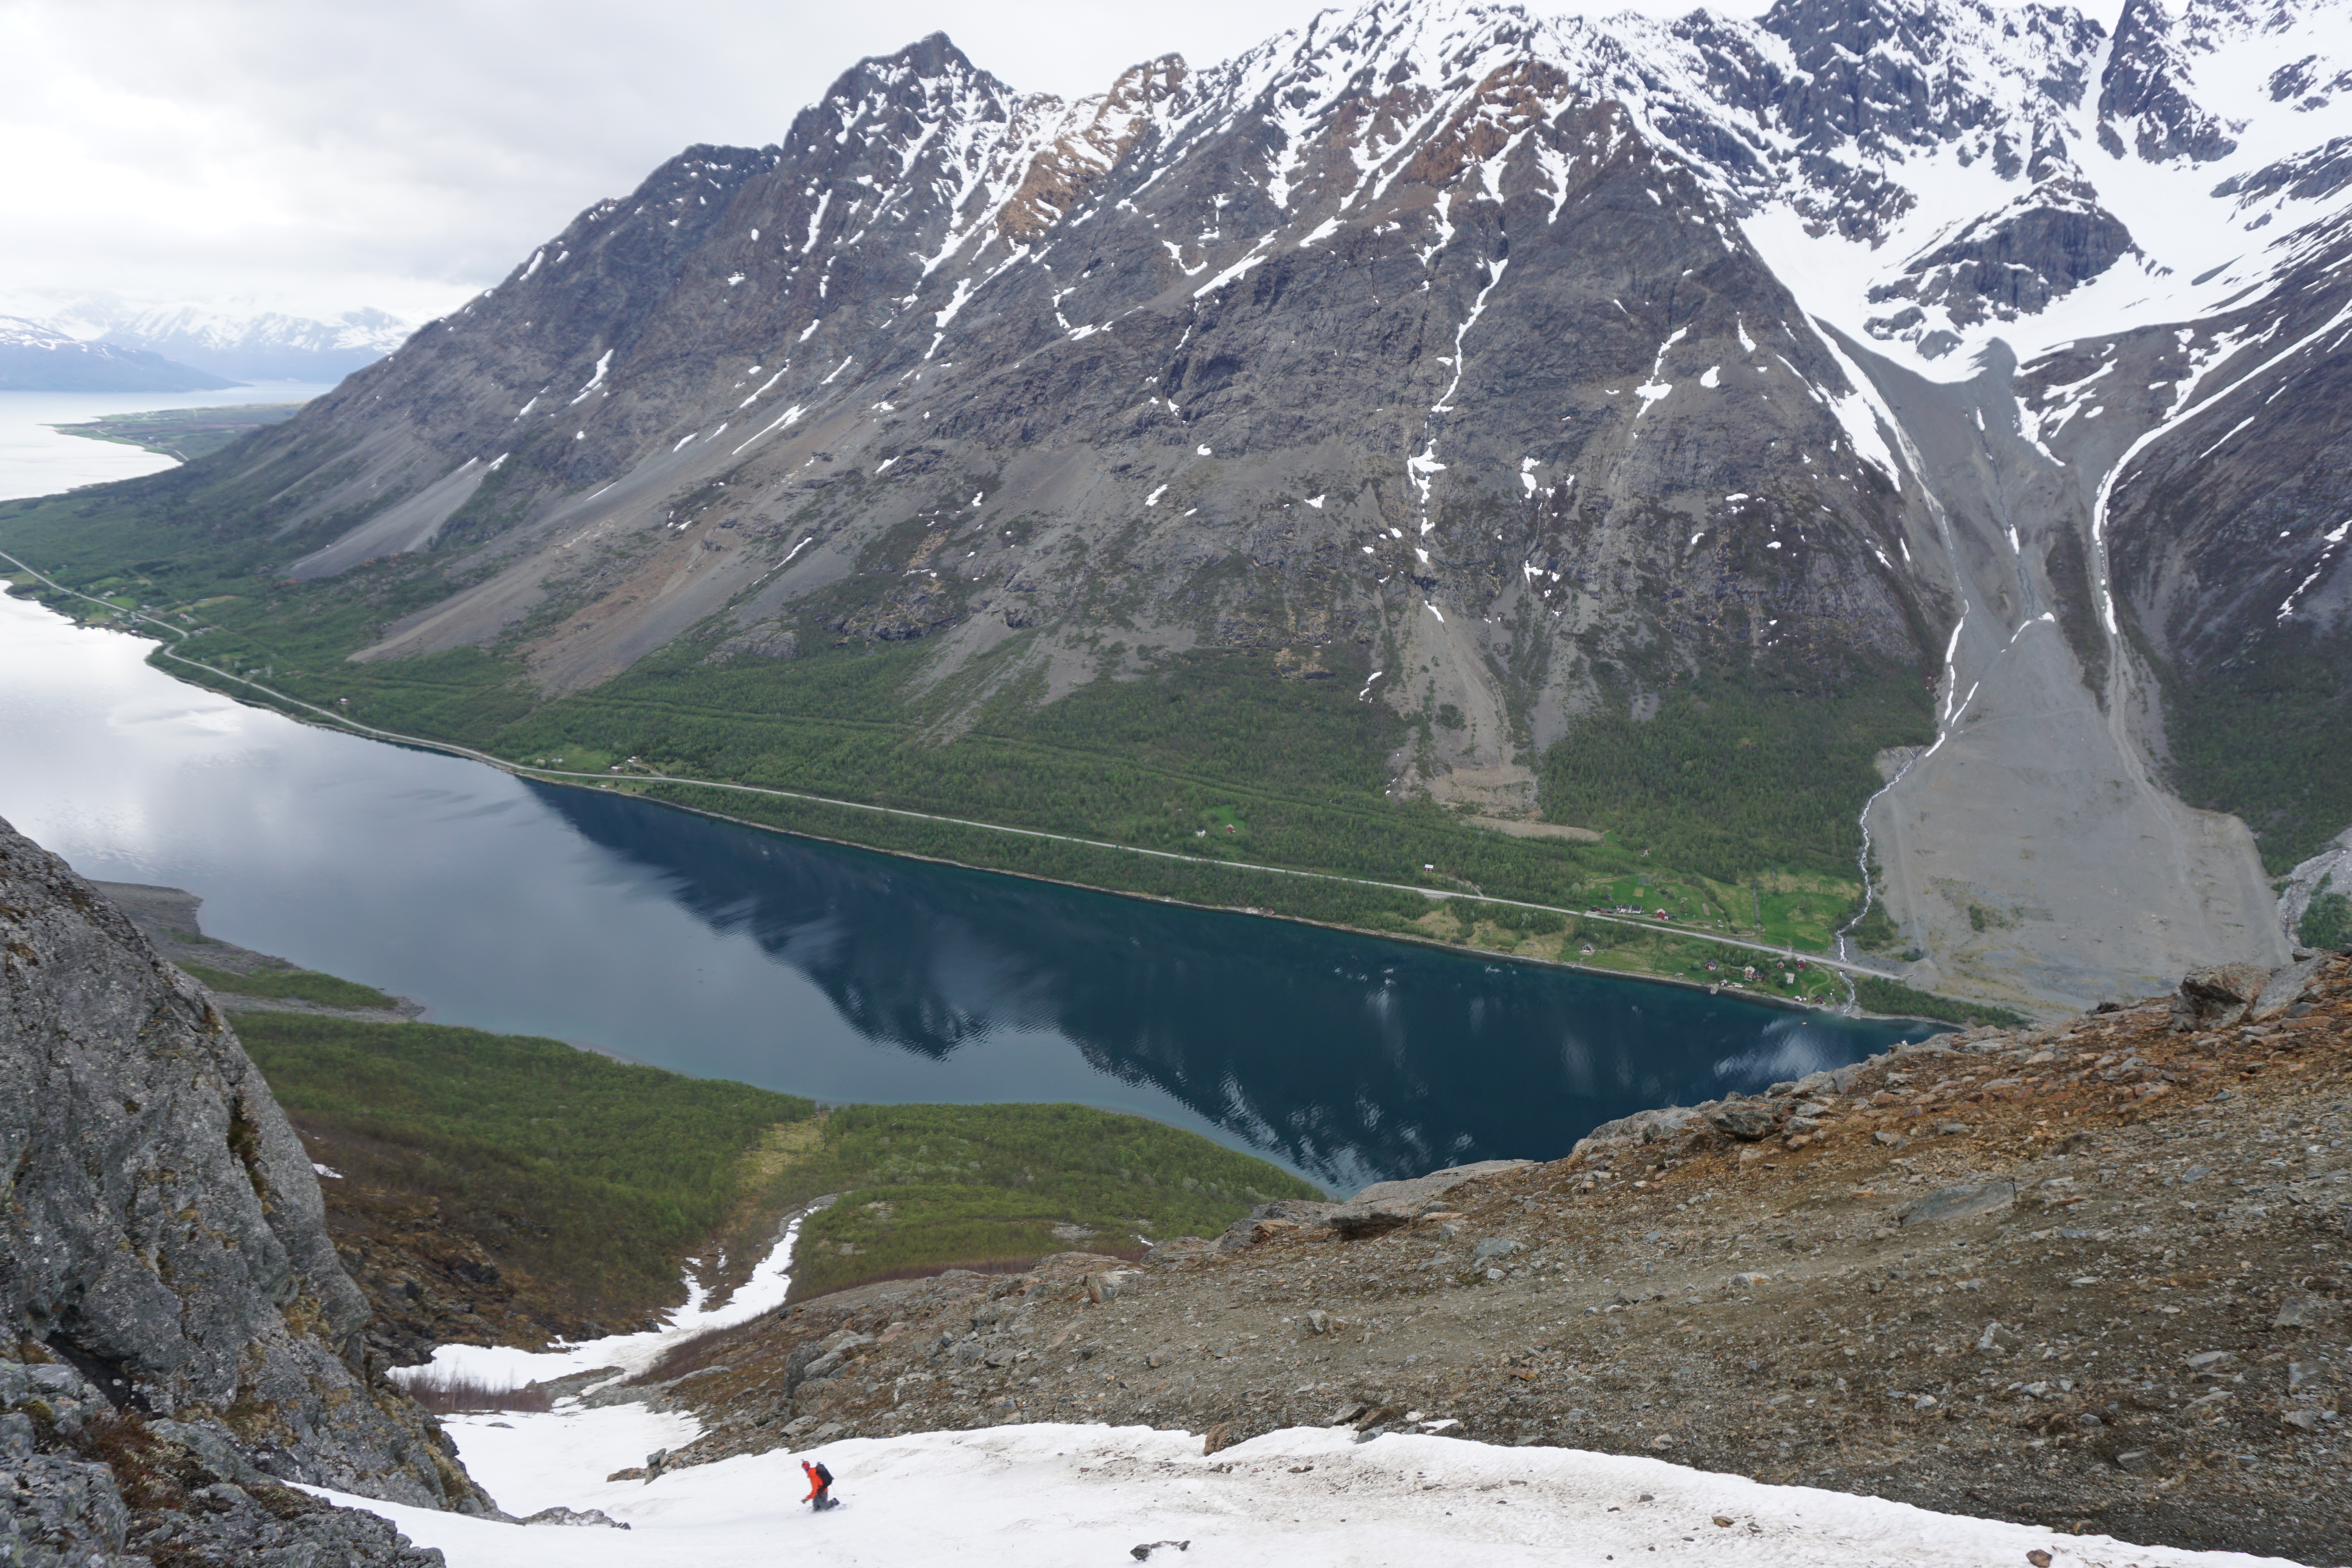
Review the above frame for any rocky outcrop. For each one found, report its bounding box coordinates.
[1208,1174,1536,1251]
[1319,1162,1536,1239]
[2281,827,2352,947]
[1,1359,445,1568]
[2170,960,2276,1030]
[1572,1062,1864,1160]
[0,816,490,1557]
[1569,951,2345,1169]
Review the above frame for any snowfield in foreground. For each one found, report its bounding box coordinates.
[319,1414,2310,1568]
[349,1220,2315,1564]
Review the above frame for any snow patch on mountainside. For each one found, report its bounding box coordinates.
[393,1212,812,1397]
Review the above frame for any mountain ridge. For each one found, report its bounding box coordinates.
[3,295,413,383]
[3,0,2346,1014]
[0,314,237,392]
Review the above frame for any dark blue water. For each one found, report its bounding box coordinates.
[538,786,1925,1188]
[0,595,1931,1191]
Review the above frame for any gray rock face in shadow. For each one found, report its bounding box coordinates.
[0,814,489,1517]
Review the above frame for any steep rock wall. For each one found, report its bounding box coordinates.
[0,815,488,1519]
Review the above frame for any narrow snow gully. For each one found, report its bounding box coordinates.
[1830,353,1978,1001]
[394,1203,817,1399]
[1410,254,1512,539]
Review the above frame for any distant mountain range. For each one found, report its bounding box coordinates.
[0,298,413,386]
[7,0,2348,1014]
[0,314,236,392]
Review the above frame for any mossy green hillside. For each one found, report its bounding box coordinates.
[2300,878,2350,951]
[742,1103,1324,1301]
[234,1010,1320,1319]
[2163,622,2352,875]
[1852,976,2028,1029]
[236,1013,817,1321]
[176,959,399,1010]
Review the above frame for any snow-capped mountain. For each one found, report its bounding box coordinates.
[15,297,412,383]
[46,0,2352,1009]
[0,314,236,392]
[107,303,410,382]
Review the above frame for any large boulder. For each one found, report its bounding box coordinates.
[1706,1101,1780,1142]
[1896,1181,2018,1227]
[0,815,488,1519]
[2250,958,2325,1022]
[1326,1160,1534,1239]
[1571,1106,1710,1157]
[1215,1198,1340,1252]
[2172,962,2276,1030]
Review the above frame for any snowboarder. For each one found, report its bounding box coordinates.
[801,1458,838,1512]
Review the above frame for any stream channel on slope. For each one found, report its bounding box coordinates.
[0,591,1932,1190]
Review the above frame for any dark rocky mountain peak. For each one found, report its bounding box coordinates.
[33,0,2352,1011]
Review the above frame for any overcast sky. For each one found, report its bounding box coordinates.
[3,0,2118,325]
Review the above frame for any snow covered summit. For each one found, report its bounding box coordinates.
[0,312,237,392]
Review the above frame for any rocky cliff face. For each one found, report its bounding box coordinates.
[50,0,2352,1007]
[0,816,488,1561]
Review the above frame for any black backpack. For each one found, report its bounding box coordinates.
[811,1462,834,1487]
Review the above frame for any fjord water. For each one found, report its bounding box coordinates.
[0,594,1928,1189]
[0,384,334,498]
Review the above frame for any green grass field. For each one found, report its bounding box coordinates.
[233,1010,1318,1319]
[746,1104,1323,1301]
[177,959,400,1009]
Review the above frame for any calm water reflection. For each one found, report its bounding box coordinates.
[539,786,1927,1188]
[0,594,1929,1189]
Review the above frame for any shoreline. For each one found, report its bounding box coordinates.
[602,778,1893,1026]
[2,555,1949,1027]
